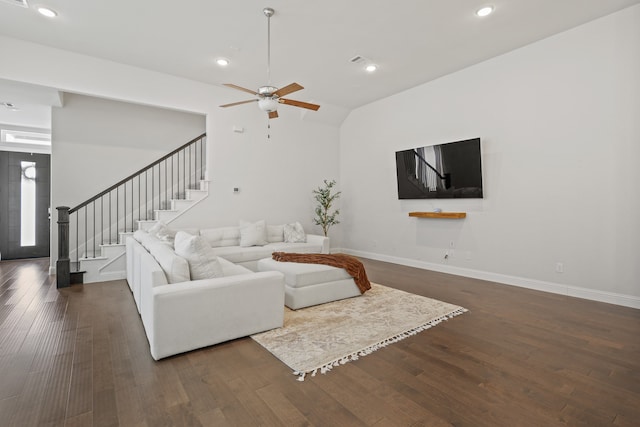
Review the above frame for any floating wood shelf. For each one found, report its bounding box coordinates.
[408,211,467,219]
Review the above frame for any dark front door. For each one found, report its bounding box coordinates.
[0,151,51,260]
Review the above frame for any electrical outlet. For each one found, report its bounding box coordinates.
[555,262,564,273]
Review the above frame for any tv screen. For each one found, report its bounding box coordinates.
[395,137,483,199]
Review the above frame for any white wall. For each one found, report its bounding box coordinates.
[340,6,640,307]
[0,35,342,271]
[52,93,206,208]
[50,94,205,263]
[172,109,340,236]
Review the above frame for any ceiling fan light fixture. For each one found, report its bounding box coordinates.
[258,86,278,96]
[258,97,279,113]
[476,5,494,17]
[219,7,320,119]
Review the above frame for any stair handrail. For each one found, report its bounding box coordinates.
[56,132,207,288]
[69,132,206,214]
[412,149,451,189]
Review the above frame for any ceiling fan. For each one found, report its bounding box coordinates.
[219,7,320,119]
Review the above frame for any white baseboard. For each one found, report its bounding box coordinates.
[49,266,56,275]
[336,248,640,310]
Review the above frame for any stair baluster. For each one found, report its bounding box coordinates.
[56,133,206,287]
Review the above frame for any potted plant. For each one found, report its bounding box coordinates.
[313,179,341,236]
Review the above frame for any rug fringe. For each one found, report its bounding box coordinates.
[293,307,468,381]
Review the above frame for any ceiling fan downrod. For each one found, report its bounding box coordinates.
[264,7,274,85]
[219,6,320,120]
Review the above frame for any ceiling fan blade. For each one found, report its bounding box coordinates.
[268,111,279,119]
[220,99,258,108]
[223,83,258,95]
[279,98,321,111]
[273,82,304,98]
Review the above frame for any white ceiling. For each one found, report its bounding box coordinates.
[0,78,62,129]
[0,0,638,115]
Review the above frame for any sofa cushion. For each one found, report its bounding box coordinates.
[134,229,171,251]
[200,226,240,247]
[174,231,224,280]
[257,258,352,288]
[147,242,190,284]
[239,220,268,247]
[266,224,284,243]
[133,229,147,243]
[217,257,253,277]
[176,227,200,236]
[284,222,306,243]
[265,242,323,254]
[211,246,274,264]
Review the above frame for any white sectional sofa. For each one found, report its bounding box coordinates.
[200,223,329,271]
[125,221,329,360]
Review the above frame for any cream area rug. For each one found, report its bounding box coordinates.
[251,283,467,381]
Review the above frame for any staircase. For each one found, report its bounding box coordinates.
[77,180,209,283]
[56,134,207,287]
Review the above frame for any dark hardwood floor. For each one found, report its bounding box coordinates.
[1,257,638,426]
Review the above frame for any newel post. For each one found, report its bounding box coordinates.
[56,206,71,288]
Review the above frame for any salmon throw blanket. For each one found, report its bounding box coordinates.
[271,252,371,294]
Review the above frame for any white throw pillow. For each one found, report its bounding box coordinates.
[174,231,224,280]
[239,219,268,247]
[147,242,190,284]
[283,222,306,243]
[147,220,176,242]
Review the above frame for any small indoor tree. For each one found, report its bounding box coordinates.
[313,179,341,237]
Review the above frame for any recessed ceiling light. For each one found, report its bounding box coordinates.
[476,6,494,17]
[216,58,230,67]
[2,102,19,111]
[37,7,58,18]
[365,64,378,73]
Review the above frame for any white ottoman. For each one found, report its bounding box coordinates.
[257,258,361,309]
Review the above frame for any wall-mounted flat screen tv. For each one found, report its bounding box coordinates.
[395,137,483,199]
